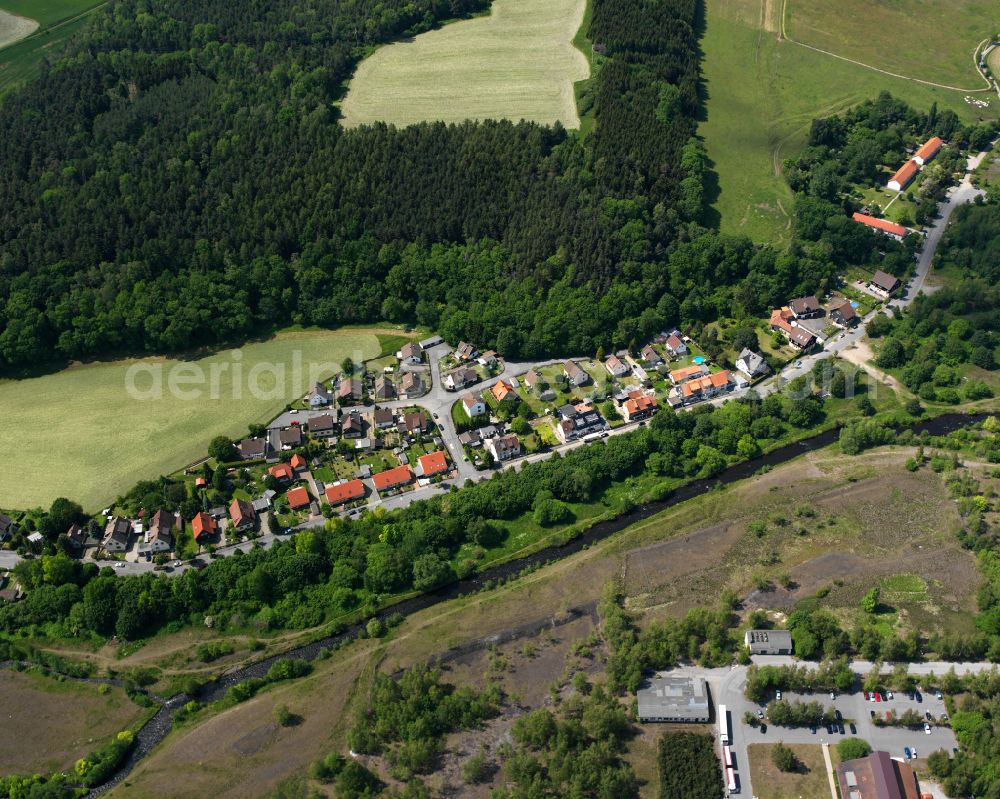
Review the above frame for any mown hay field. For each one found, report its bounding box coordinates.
[0,9,37,49]
[0,329,382,511]
[340,0,589,129]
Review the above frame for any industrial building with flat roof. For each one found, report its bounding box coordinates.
[636,676,710,723]
[744,629,793,655]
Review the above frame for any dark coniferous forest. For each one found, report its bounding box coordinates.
[0,0,887,366]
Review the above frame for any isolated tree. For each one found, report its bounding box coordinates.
[861,586,880,614]
[837,738,872,760]
[771,743,797,772]
[208,435,236,462]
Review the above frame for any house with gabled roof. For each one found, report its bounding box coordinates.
[486,434,521,462]
[325,479,366,506]
[0,513,16,542]
[641,345,663,366]
[829,300,859,328]
[913,136,942,165]
[237,438,267,460]
[490,379,516,404]
[462,392,487,418]
[735,348,769,379]
[374,375,396,401]
[342,411,366,439]
[455,342,477,361]
[417,450,449,478]
[399,342,422,365]
[669,364,709,385]
[665,334,687,358]
[229,498,256,533]
[621,392,657,422]
[788,295,821,319]
[268,462,294,482]
[852,212,907,241]
[444,367,477,391]
[192,512,218,543]
[563,360,589,387]
[286,486,311,511]
[278,426,302,449]
[868,270,900,298]
[102,516,131,552]
[337,377,363,404]
[604,355,629,378]
[372,465,414,493]
[401,371,424,397]
[888,159,919,192]
[306,382,332,408]
[309,413,337,439]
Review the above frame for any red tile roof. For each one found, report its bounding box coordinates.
[268,463,294,481]
[290,453,306,470]
[194,477,207,487]
[325,480,365,506]
[418,450,449,477]
[286,486,311,510]
[852,213,907,237]
[192,512,217,541]
[490,380,515,403]
[888,159,918,189]
[372,465,414,491]
[915,136,942,162]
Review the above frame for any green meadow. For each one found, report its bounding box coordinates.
[700,0,997,245]
[0,330,384,511]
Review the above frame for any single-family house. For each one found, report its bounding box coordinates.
[490,379,516,404]
[147,509,177,553]
[788,295,821,319]
[306,382,332,408]
[852,212,907,241]
[65,523,87,551]
[477,350,498,367]
[455,342,477,361]
[286,486,311,511]
[373,407,396,430]
[735,348,769,379]
[459,430,483,448]
[337,377,363,404]
[788,327,815,351]
[102,516,131,552]
[237,437,267,460]
[372,465,414,493]
[462,393,487,418]
[290,453,307,472]
[665,334,688,358]
[887,159,919,192]
[641,345,663,366]
[417,450,449,478]
[229,498,256,533]
[445,367,477,391]
[192,512,218,543]
[523,369,540,392]
[278,426,302,449]
[868,270,900,298]
[325,479,366,506]
[268,462,294,482]
[555,403,606,443]
[0,513,15,542]
[668,364,709,385]
[399,342,423,365]
[829,300,859,327]
[309,414,337,439]
[486,434,521,462]
[563,360,590,387]
[914,135,943,165]
[479,424,499,439]
[769,306,795,336]
[604,355,629,378]
[621,392,658,423]
[373,375,396,401]
[400,411,429,436]
[342,411,366,439]
[400,371,424,397]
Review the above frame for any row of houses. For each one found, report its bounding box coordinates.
[887,135,943,192]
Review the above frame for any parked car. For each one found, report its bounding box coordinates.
[757,710,764,719]
[863,691,869,700]
[875,692,882,702]
[776,690,782,700]
[911,747,917,757]
[925,711,933,720]
[887,691,893,700]
[830,692,836,699]
[904,746,912,760]
[870,710,876,719]
[924,723,932,734]
[935,691,943,700]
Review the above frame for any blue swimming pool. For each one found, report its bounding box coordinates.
[692,356,706,364]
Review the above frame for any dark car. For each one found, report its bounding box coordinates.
[760,724,767,734]
[870,710,876,719]
[849,723,857,734]
[926,711,933,721]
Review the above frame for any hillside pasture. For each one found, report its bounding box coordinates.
[0,0,106,93]
[340,0,589,129]
[0,329,383,511]
[700,0,996,245]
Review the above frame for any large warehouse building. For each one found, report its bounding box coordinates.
[636,676,710,723]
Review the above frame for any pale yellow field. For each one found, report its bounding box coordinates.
[340,0,589,129]
[0,8,38,49]
[0,329,382,511]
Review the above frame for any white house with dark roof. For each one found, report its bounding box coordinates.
[735,348,769,379]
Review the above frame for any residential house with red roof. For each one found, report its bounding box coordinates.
[286,486,311,510]
[268,462,294,482]
[887,159,918,191]
[229,498,256,533]
[913,136,942,165]
[852,212,907,241]
[325,480,366,506]
[372,465,414,493]
[417,450,449,478]
[192,512,218,542]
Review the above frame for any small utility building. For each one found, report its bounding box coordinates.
[636,676,710,723]
[744,629,793,655]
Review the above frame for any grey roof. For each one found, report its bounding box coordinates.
[737,348,767,375]
[637,676,710,721]
[745,629,793,651]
